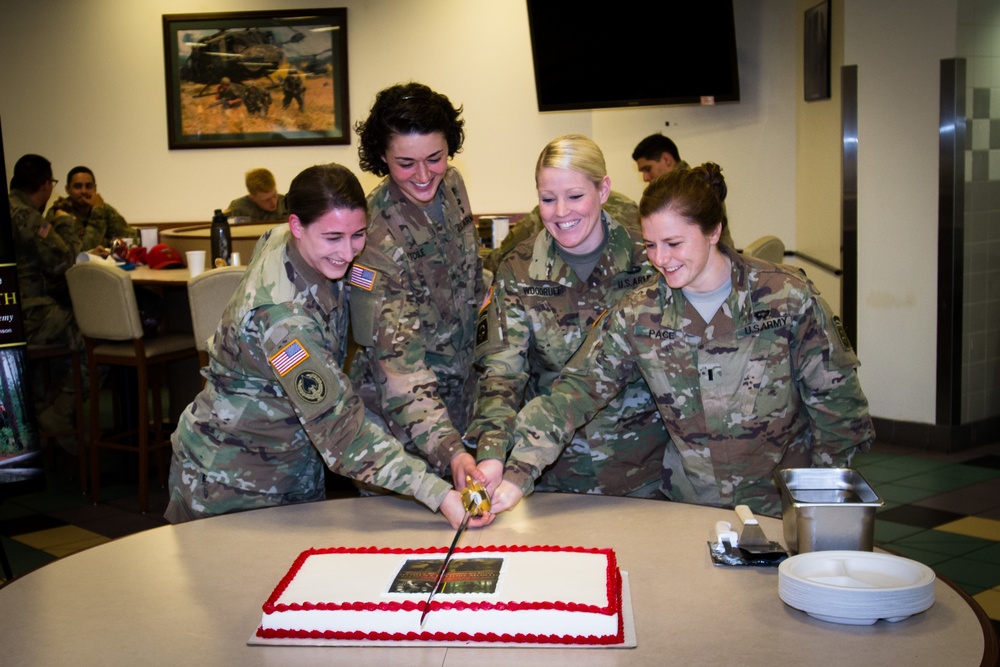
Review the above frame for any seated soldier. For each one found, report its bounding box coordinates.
[225,168,289,222]
[47,166,138,254]
[10,154,82,450]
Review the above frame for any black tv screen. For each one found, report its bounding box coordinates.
[525,0,741,112]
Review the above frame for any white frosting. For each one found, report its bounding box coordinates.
[260,548,620,641]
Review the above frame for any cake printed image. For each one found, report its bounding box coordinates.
[256,545,625,644]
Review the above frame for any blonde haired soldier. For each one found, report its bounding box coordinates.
[225,168,289,222]
[469,134,668,498]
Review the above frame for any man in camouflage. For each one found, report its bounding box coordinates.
[468,210,669,496]
[631,134,736,248]
[165,223,458,522]
[349,166,485,485]
[242,82,273,117]
[225,168,289,222]
[9,154,82,447]
[47,166,138,250]
[215,77,243,109]
[282,68,305,111]
[494,245,874,516]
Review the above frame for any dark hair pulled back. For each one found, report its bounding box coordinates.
[285,163,366,227]
[639,162,728,237]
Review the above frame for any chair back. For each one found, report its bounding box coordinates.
[743,235,786,264]
[66,262,144,341]
[187,266,246,352]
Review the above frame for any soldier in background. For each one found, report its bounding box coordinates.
[349,82,484,491]
[243,82,273,117]
[9,154,82,449]
[282,68,305,111]
[468,135,669,498]
[631,132,735,248]
[47,166,137,252]
[165,162,492,529]
[632,133,686,183]
[225,168,289,222]
[487,163,874,516]
[214,77,243,110]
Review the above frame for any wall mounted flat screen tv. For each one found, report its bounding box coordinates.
[525,0,741,112]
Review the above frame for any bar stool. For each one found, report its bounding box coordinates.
[26,343,86,493]
[66,262,198,513]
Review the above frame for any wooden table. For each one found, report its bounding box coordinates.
[0,494,995,666]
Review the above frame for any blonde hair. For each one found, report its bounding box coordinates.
[535,134,607,188]
[245,168,277,195]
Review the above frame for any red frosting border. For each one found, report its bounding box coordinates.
[256,545,624,645]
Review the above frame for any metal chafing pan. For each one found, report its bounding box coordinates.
[774,468,884,554]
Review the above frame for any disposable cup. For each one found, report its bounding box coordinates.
[186,250,206,277]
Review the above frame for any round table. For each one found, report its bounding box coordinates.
[0,494,995,666]
[160,223,280,260]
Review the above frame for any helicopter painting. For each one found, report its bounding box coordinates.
[164,9,349,149]
[180,27,290,84]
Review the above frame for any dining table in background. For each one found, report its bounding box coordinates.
[0,493,994,666]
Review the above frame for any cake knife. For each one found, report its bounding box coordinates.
[419,477,492,628]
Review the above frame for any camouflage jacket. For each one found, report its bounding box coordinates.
[505,245,874,515]
[47,200,137,249]
[226,194,289,222]
[468,213,669,496]
[348,167,485,475]
[168,225,452,519]
[483,190,639,274]
[11,189,78,305]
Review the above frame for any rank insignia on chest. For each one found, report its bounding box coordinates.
[270,340,309,376]
[349,264,377,291]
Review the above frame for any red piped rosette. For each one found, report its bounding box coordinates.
[256,545,624,645]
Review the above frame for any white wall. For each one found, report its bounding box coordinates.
[0,0,796,252]
[845,0,958,423]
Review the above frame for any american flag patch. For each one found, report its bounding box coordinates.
[269,340,309,376]
[479,285,493,314]
[349,264,377,291]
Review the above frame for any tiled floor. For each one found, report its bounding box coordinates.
[2,441,999,641]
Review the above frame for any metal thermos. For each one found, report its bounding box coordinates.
[210,208,231,266]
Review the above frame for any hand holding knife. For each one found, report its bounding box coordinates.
[419,476,492,628]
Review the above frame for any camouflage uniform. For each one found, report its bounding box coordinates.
[47,200,138,249]
[483,190,639,274]
[243,84,273,116]
[10,189,80,346]
[349,167,484,476]
[468,212,669,496]
[164,225,452,522]
[226,194,289,222]
[504,245,874,515]
[282,71,305,110]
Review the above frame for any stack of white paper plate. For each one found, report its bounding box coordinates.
[778,551,936,625]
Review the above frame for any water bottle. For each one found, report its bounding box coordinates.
[210,209,231,266]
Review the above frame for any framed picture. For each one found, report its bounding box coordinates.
[804,0,831,102]
[162,9,349,149]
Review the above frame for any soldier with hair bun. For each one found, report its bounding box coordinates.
[165,162,492,530]
[489,163,874,516]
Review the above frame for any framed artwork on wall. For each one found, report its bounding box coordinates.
[804,0,831,102]
[162,9,349,149]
